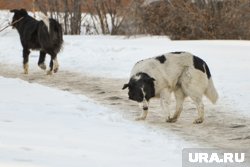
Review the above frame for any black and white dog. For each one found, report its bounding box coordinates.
[10,9,63,75]
[123,52,218,124]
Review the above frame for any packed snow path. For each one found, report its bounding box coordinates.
[0,63,249,152]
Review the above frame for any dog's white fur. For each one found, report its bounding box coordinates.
[130,52,218,123]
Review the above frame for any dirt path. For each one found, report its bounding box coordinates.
[1,64,249,153]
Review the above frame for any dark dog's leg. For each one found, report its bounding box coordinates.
[38,51,46,70]
[47,57,54,75]
[47,54,59,75]
[53,56,59,73]
[23,48,30,74]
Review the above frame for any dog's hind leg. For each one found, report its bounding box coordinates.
[160,88,172,122]
[180,67,207,124]
[168,88,185,123]
[38,51,46,70]
[53,56,59,73]
[191,97,204,124]
[47,58,53,75]
[181,80,204,124]
[47,54,59,75]
[23,48,30,74]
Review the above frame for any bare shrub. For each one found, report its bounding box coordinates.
[84,0,132,35]
[34,0,132,35]
[35,0,83,35]
[135,0,250,40]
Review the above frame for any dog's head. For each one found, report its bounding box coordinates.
[10,9,28,28]
[122,72,155,110]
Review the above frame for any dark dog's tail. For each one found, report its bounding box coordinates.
[39,18,63,54]
[49,19,63,53]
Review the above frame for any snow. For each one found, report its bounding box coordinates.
[0,10,250,167]
[0,77,189,167]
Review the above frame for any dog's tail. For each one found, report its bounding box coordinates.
[205,78,218,104]
[49,19,63,53]
[39,17,63,54]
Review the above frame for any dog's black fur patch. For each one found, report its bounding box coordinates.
[193,55,211,79]
[155,55,166,63]
[122,73,155,102]
[10,9,63,73]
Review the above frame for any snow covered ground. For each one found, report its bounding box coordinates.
[0,77,192,167]
[0,10,250,167]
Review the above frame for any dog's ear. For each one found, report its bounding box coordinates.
[10,9,18,13]
[20,9,28,16]
[150,77,155,82]
[122,83,129,90]
[144,77,155,83]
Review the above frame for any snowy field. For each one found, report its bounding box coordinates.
[0,10,250,167]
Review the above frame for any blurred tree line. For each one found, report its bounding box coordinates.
[32,0,250,39]
[34,0,132,35]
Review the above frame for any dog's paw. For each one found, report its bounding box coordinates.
[23,64,29,74]
[39,63,46,70]
[23,70,28,75]
[46,70,52,75]
[135,116,146,121]
[166,116,177,123]
[193,118,204,124]
[53,68,59,73]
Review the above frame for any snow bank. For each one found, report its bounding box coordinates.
[0,77,192,167]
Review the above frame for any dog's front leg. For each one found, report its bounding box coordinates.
[136,100,149,121]
[135,109,148,121]
[23,48,30,74]
[160,89,172,122]
[193,98,204,124]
